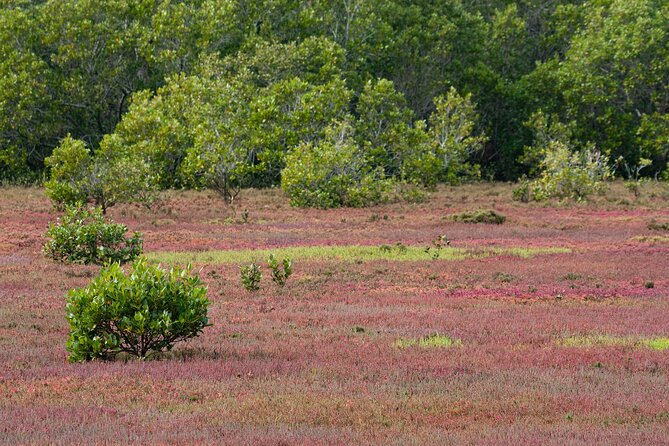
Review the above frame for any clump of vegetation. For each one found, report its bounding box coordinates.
[514,112,612,202]
[492,272,515,283]
[268,254,292,287]
[648,220,669,231]
[394,333,461,349]
[424,235,450,259]
[450,209,506,224]
[65,258,210,362]
[240,261,262,292]
[45,136,156,213]
[43,205,143,265]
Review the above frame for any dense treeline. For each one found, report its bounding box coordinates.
[1,0,668,201]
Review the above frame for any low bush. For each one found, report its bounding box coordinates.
[65,258,210,361]
[450,209,506,224]
[648,220,669,231]
[240,261,262,292]
[43,205,143,265]
[268,254,292,287]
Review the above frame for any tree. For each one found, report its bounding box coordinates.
[428,88,487,184]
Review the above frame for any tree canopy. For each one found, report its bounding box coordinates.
[1,0,668,192]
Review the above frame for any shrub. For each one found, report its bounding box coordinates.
[65,258,210,361]
[45,135,156,213]
[648,220,669,231]
[517,112,612,201]
[240,261,262,291]
[281,121,393,208]
[43,205,143,265]
[450,209,506,224]
[268,254,292,287]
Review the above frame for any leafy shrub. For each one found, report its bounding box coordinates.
[43,205,142,265]
[240,261,262,291]
[281,121,394,208]
[268,254,292,287]
[529,143,611,201]
[424,235,450,259]
[65,258,210,361]
[45,135,156,213]
[516,112,612,201]
[450,209,506,224]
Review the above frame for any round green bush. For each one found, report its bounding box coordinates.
[65,258,210,362]
[43,204,143,265]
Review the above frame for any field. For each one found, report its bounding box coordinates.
[1,183,669,445]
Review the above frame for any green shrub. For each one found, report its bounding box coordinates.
[517,112,612,201]
[450,209,506,224]
[268,254,292,287]
[240,261,262,291]
[281,121,394,208]
[45,135,156,213]
[65,258,210,361]
[43,205,142,265]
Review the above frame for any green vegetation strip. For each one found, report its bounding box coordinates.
[560,335,669,351]
[147,245,570,265]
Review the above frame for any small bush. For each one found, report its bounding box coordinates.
[268,254,292,287]
[648,220,669,231]
[43,205,142,265]
[240,261,262,291]
[450,209,506,225]
[65,258,210,361]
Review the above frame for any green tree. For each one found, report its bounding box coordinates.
[428,88,487,184]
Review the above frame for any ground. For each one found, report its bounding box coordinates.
[1,183,669,445]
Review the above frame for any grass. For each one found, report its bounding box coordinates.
[394,333,462,349]
[147,245,570,265]
[560,335,669,351]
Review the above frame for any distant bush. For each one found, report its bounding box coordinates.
[648,220,669,231]
[240,261,262,292]
[268,254,292,287]
[515,112,612,201]
[450,209,506,224]
[282,121,393,208]
[43,205,142,265]
[65,258,210,362]
[45,135,156,213]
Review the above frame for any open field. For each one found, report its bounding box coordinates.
[1,183,669,444]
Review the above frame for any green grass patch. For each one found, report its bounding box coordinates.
[560,334,669,351]
[147,245,570,265]
[394,334,462,349]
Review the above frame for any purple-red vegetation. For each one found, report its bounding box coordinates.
[1,184,668,444]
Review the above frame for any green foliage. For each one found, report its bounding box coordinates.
[428,88,487,184]
[450,210,506,225]
[240,261,262,292]
[550,0,669,173]
[45,136,156,212]
[267,254,292,287]
[43,205,142,265]
[516,112,612,201]
[3,0,668,186]
[282,121,393,208]
[65,258,210,361]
